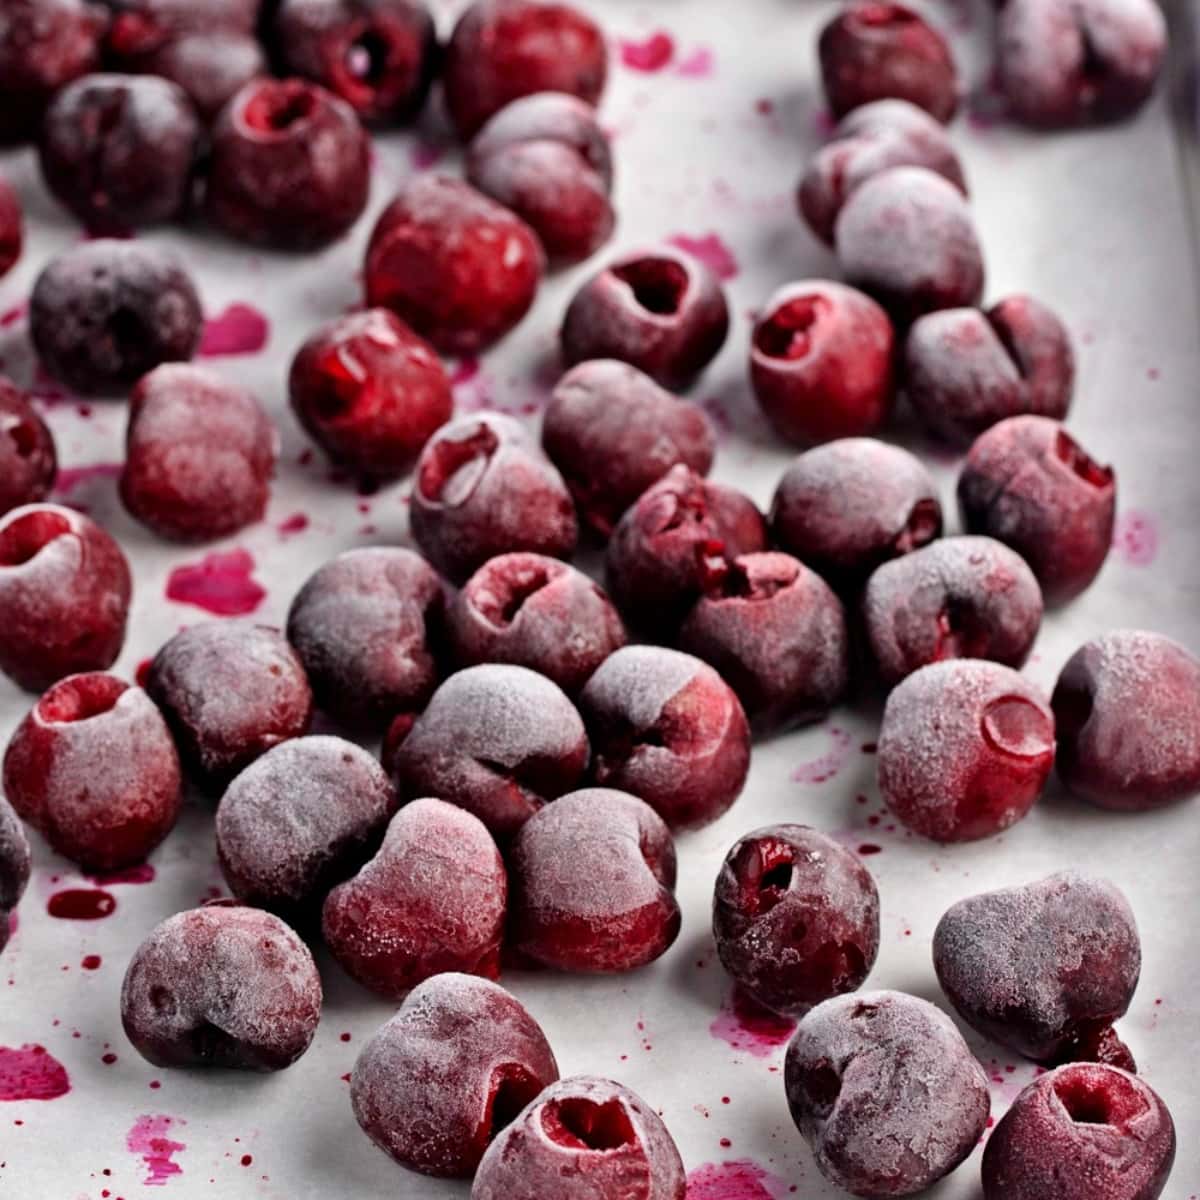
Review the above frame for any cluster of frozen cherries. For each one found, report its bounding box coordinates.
[0,1,1191,1198]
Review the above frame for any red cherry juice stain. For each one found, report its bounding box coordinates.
[0,1045,71,1101]
[127,1114,186,1185]
[81,955,102,970]
[54,462,123,497]
[47,889,116,920]
[668,233,739,281]
[676,46,714,78]
[165,548,266,616]
[0,301,27,327]
[199,303,270,357]
[858,843,882,856]
[791,725,854,784]
[1111,509,1158,566]
[88,863,155,886]
[709,988,796,1059]
[240,1153,253,1167]
[686,1158,791,1199]
[619,31,675,72]
[277,512,310,537]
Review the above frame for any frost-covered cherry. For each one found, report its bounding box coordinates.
[351,973,559,1178]
[120,904,322,1070]
[0,796,32,955]
[323,798,507,998]
[137,32,268,123]
[0,377,57,516]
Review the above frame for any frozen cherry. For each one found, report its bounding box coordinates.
[207,77,371,250]
[1052,630,1200,811]
[351,973,559,1178]
[958,415,1115,604]
[680,553,850,733]
[30,240,203,395]
[819,3,959,123]
[286,547,444,730]
[365,175,544,355]
[542,359,714,539]
[121,904,322,1071]
[217,736,396,917]
[136,32,267,124]
[507,788,680,972]
[472,1076,686,1200]
[770,438,941,588]
[560,246,730,390]
[145,622,313,792]
[289,308,451,481]
[996,0,1166,128]
[934,871,1140,1066]
[862,536,1043,686]
[467,92,614,262]
[714,825,880,1018]
[104,0,260,60]
[274,0,437,124]
[905,295,1075,445]
[443,0,608,140]
[751,280,896,446]
[605,464,767,636]
[0,0,106,144]
[393,664,588,839]
[982,1064,1175,1200]
[579,645,750,830]
[835,165,985,324]
[38,73,201,233]
[0,377,57,516]
[877,659,1055,842]
[323,797,507,998]
[0,176,22,277]
[0,795,32,955]
[447,553,626,695]
[4,673,181,871]
[0,504,131,694]
[120,364,277,542]
[410,412,577,584]
[785,990,990,1198]
[799,99,966,247]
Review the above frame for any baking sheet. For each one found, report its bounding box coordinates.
[1,0,1198,1196]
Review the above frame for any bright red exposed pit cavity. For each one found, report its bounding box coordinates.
[38,674,125,724]
[753,296,829,360]
[612,258,689,316]
[982,694,1055,759]
[486,1064,544,1142]
[542,1096,637,1151]
[244,83,318,132]
[418,426,499,505]
[1054,429,1113,489]
[0,510,71,567]
[1054,1069,1146,1128]
[852,3,919,28]
[474,562,554,627]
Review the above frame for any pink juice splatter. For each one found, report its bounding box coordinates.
[1112,509,1158,566]
[47,889,116,920]
[199,303,270,357]
[676,46,714,78]
[687,1159,792,1199]
[0,1044,71,1101]
[668,233,739,280]
[277,512,310,537]
[619,31,675,72]
[54,462,122,496]
[791,725,854,784]
[128,1114,187,1186]
[710,987,796,1059]
[165,548,266,616]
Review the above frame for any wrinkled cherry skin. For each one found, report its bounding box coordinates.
[207,77,371,250]
[680,553,850,734]
[933,872,1140,1066]
[274,0,437,125]
[0,377,57,516]
[138,32,267,123]
[323,798,508,998]
[289,308,452,480]
[785,991,991,1199]
[0,176,23,277]
[905,295,1075,445]
[472,1075,686,1200]
[104,0,260,61]
[467,92,615,263]
[4,673,182,871]
[287,547,445,730]
[38,73,201,234]
[982,1064,1176,1200]
[352,974,559,1178]
[751,280,896,446]
[996,0,1166,128]
[605,464,768,637]
[443,0,608,140]
[877,659,1055,842]
[835,165,985,325]
[120,364,277,543]
[30,240,203,395]
[0,795,32,955]
[713,825,880,1019]
[1052,630,1200,811]
[0,0,107,144]
[819,3,959,123]
[366,176,544,355]
[0,505,132,694]
[410,412,577,584]
[120,904,323,1071]
[508,788,680,973]
[799,99,966,247]
[447,553,626,696]
[579,645,750,830]
[770,438,941,589]
[561,246,731,391]
[393,664,589,839]
[862,536,1044,686]
[958,415,1115,604]
[543,359,715,538]
[145,622,313,792]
